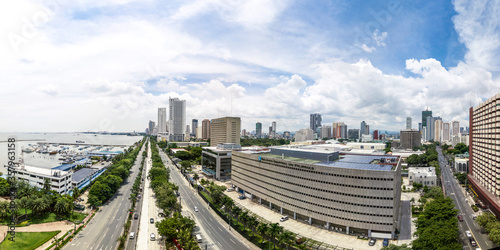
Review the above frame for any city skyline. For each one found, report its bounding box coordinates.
[2,1,499,132]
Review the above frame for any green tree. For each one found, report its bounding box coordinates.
[72,187,80,201]
[412,182,423,191]
[54,197,72,216]
[31,197,49,217]
[0,178,10,196]
[424,186,443,199]
[477,212,497,229]
[17,196,29,217]
[278,230,295,250]
[0,201,9,219]
[268,222,283,249]
[257,222,269,241]
[43,178,51,193]
[248,216,259,237]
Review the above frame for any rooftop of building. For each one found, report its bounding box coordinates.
[72,168,96,183]
[247,145,399,171]
[409,167,436,176]
[52,158,90,171]
[15,164,72,178]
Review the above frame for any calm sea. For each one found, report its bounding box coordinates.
[0,132,143,174]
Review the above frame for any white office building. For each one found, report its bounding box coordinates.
[169,97,186,141]
[408,167,437,186]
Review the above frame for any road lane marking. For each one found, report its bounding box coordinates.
[218,227,222,231]
[230,239,235,244]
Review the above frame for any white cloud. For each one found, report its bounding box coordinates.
[372,29,387,47]
[361,44,376,53]
[38,84,59,96]
[453,0,500,72]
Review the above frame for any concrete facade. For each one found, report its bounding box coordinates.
[231,149,402,238]
[408,167,437,186]
[210,117,241,146]
[400,129,421,149]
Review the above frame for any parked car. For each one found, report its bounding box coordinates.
[280,216,288,222]
[368,238,376,246]
[227,188,234,192]
[150,233,156,241]
[194,206,198,212]
[150,218,154,224]
[465,230,472,238]
[383,238,389,247]
[238,196,246,200]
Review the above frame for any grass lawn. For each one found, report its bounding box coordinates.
[1,211,87,226]
[0,231,60,250]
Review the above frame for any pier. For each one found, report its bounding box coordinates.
[36,142,130,147]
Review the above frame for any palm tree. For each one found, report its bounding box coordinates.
[257,222,269,245]
[72,187,80,201]
[278,231,295,250]
[0,201,9,219]
[193,173,199,184]
[43,178,51,193]
[232,206,242,223]
[248,216,259,237]
[17,197,29,216]
[240,211,250,231]
[268,223,283,249]
[31,198,49,217]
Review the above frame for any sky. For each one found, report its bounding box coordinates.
[1,0,500,133]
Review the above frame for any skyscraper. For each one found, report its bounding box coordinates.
[373,130,379,141]
[442,122,450,142]
[452,121,460,136]
[310,113,322,132]
[202,119,210,139]
[210,117,241,145]
[434,119,443,142]
[271,121,277,138]
[340,124,348,139]
[148,120,155,135]
[360,121,369,135]
[425,116,441,141]
[422,109,432,128]
[158,107,167,134]
[332,122,344,139]
[406,117,412,129]
[168,97,186,141]
[256,122,262,138]
[192,119,198,137]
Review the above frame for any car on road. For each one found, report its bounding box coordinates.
[458,215,463,222]
[134,213,138,219]
[473,214,477,220]
[465,230,472,238]
[150,218,154,224]
[280,216,288,222]
[368,238,376,246]
[150,233,155,241]
[129,232,135,239]
[383,238,389,247]
[194,206,198,212]
[470,238,477,247]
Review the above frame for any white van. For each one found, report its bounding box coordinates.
[129,232,135,239]
[195,234,202,243]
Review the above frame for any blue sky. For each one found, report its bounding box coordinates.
[0,0,499,132]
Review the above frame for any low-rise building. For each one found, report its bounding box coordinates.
[231,145,401,239]
[13,165,73,194]
[408,167,437,186]
[454,153,469,173]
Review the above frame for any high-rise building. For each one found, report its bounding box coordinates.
[310,113,322,132]
[360,121,367,135]
[241,129,247,136]
[348,129,360,140]
[434,119,443,142]
[269,126,273,137]
[422,109,432,128]
[295,128,314,142]
[452,121,460,136]
[340,124,348,139]
[425,116,441,141]
[210,117,241,146]
[202,119,210,140]
[373,130,379,141]
[192,119,198,137]
[168,97,186,141]
[271,121,277,138]
[469,94,500,218]
[332,122,345,139]
[158,107,167,134]
[256,122,262,138]
[406,117,412,129]
[148,120,155,135]
[400,129,421,149]
[442,122,450,142]
[320,126,332,139]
